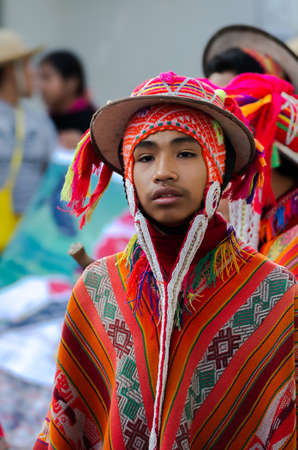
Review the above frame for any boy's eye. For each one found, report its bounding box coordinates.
[177,151,196,158]
[137,154,154,163]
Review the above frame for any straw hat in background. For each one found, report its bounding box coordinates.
[0,29,42,65]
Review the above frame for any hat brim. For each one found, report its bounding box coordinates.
[90,95,255,175]
[203,24,298,92]
[0,46,43,65]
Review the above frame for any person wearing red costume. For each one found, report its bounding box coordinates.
[35,72,296,449]
[203,25,298,278]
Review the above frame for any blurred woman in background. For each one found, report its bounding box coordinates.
[38,50,96,149]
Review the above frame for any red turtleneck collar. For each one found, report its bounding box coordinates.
[147,212,228,280]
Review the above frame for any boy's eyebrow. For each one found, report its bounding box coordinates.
[134,135,200,150]
[170,136,200,146]
[134,140,157,150]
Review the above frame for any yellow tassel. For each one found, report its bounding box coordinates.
[187,292,202,311]
[241,94,272,117]
[214,231,250,281]
[60,130,91,202]
[255,139,264,152]
[60,143,81,202]
[214,241,226,280]
[186,230,250,307]
[85,196,100,223]
[60,165,75,202]
[116,234,138,267]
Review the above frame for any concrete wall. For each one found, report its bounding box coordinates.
[2,0,298,106]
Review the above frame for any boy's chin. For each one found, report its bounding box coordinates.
[147,213,196,230]
[157,218,189,228]
[138,204,202,230]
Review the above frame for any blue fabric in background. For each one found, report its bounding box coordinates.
[0,156,127,288]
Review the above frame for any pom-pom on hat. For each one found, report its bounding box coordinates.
[90,71,255,175]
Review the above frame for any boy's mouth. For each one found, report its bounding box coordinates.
[151,187,183,205]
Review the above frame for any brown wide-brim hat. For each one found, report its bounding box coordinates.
[203,24,298,92]
[90,74,256,176]
[91,96,256,177]
[0,29,42,65]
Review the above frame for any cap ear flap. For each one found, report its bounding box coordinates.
[61,129,113,228]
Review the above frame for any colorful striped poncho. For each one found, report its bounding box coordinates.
[35,233,297,449]
[260,187,298,279]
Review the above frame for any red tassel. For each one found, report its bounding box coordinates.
[62,129,114,227]
[126,254,148,301]
[67,134,100,211]
[75,164,113,214]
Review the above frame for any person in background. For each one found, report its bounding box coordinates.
[38,50,96,149]
[0,29,56,447]
[224,74,298,278]
[0,29,56,252]
[202,24,298,90]
[202,25,298,278]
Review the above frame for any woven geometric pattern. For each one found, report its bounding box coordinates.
[182,265,294,428]
[35,250,296,449]
[84,259,149,448]
[132,72,225,107]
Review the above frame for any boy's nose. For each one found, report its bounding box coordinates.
[152,156,178,182]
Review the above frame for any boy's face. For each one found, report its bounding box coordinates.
[133,130,207,227]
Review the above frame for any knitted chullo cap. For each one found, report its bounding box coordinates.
[61,72,264,449]
[122,104,226,190]
[203,24,298,92]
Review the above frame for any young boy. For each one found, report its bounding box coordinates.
[35,72,296,449]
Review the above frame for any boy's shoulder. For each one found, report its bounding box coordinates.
[78,253,129,333]
[81,252,125,303]
[242,248,296,290]
[82,253,119,279]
